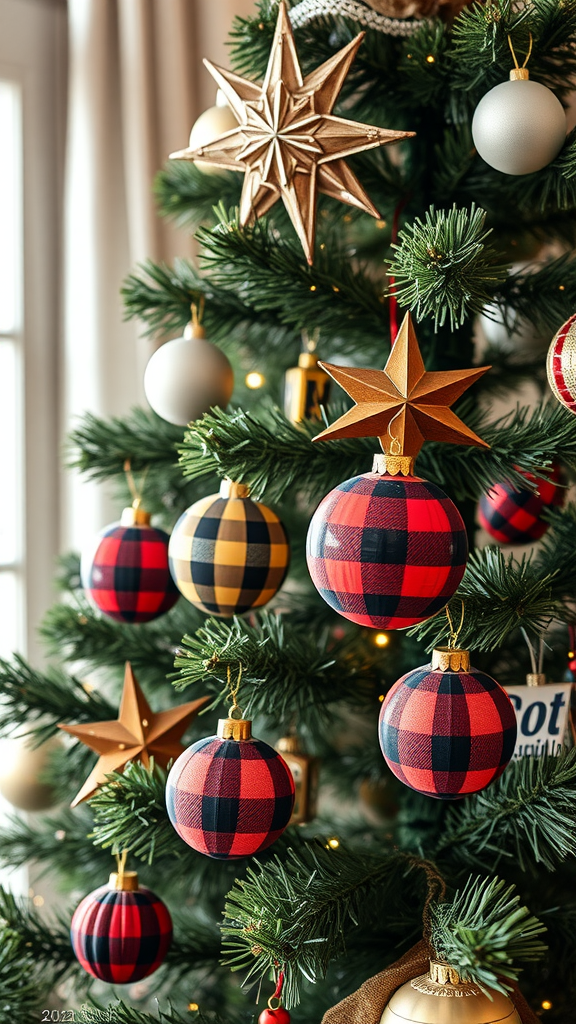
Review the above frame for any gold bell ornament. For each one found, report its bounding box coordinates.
[275,735,319,825]
[284,331,331,424]
[380,959,521,1024]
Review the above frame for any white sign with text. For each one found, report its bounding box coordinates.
[505,683,573,758]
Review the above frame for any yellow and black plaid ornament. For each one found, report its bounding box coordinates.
[168,480,290,616]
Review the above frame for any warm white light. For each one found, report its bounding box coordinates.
[245,372,265,389]
[374,633,389,647]
[326,837,340,849]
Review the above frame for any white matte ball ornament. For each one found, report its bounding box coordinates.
[472,67,566,175]
[144,321,234,427]
[188,91,238,174]
[0,735,62,811]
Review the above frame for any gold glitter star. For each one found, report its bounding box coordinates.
[170,2,414,263]
[314,312,490,457]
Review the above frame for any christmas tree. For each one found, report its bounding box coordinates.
[3,0,576,1021]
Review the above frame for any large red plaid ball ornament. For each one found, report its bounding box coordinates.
[81,506,179,623]
[168,479,290,616]
[478,465,564,545]
[306,471,468,630]
[547,312,576,414]
[70,869,172,983]
[379,648,517,800]
[166,715,295,859]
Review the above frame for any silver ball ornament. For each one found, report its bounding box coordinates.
[144,322,234,427]
[472,75,566,175]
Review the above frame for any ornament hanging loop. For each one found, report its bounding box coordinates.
[445,600,465,650]
[187,298,206,340]
[123,459,149,511]
[226,664,244,719]
[508,32,532,80]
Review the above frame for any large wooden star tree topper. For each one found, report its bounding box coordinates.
[170,2,415,263]
[59,663,209,807]
[314,312,490,458]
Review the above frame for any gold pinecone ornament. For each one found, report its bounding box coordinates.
[380,960,521,1024]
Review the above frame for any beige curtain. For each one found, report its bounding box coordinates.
[62,0,254,549]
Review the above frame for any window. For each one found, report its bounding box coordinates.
[0,80,25,658]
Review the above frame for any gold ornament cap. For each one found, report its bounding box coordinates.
[372,453,415,477]
[120,506,151,527]
[217,717,252,741]
[510,67,529,80]
[183,320,206,340]
[219,478,250,499]
[108,870,139,892]
[527,673,547,687]
[298,352,320,369]
[276,735,302,755]
[431,647,471,672]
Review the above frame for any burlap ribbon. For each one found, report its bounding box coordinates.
[321,939,540,1024]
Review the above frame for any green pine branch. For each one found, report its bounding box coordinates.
[77,1003,248,1024]
[222,843,407,1007]
[430,876,547,995]
[177,400,576,506]
[0,807,110,879]
[154,162,242,231]
[497,253,576,334]
[0,920,56,1023]
[174,612,380,729]
[0,655,117,743]
[388,204,509,329]
[437,749,576,873]
[409,547,565,651]
[40,598,204,682]
[0,886,77,976]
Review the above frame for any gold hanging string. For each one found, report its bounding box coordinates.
[115,848,129,886]
[302,327,320,353]
[508,31,533,70]
[226,664,243,719]
[123,459,149,510]
[445,600,465,650]
[387,407,404,456]
[190,297,205,328]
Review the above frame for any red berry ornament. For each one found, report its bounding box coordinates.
[379,648,517,800]
[259,1009,291,1024]
[70,868,172,983]
[478,465,564,545]
[81,506,179,623]
[166,713,295,859]
[307,471,468,630]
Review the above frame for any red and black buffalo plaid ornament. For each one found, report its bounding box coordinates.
[81,505,179,623]
[379,648,517,800]
[166,714,295,859]
[70,867,172,984]
[478,465,564,545]
[306,470,468,630]
[168,479,290,616]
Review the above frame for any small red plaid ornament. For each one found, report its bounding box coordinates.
[81,504,179,624]
[478,465,564,545]
[166,711,295,860]
[547,312,576,415]
[379,648,517,799]
[70,859,172,983]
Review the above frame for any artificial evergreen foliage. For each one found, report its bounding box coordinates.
[5,0,576,1021]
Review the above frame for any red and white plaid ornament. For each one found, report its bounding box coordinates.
[547,313,576,415]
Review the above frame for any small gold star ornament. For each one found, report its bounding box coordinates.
[314,312,490,458]
[59,663,209,806]
[170,1,415,263]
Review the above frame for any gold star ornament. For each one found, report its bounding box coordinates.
[314,312,490,460]
[170,2,415,263]
[59,663,209,806]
